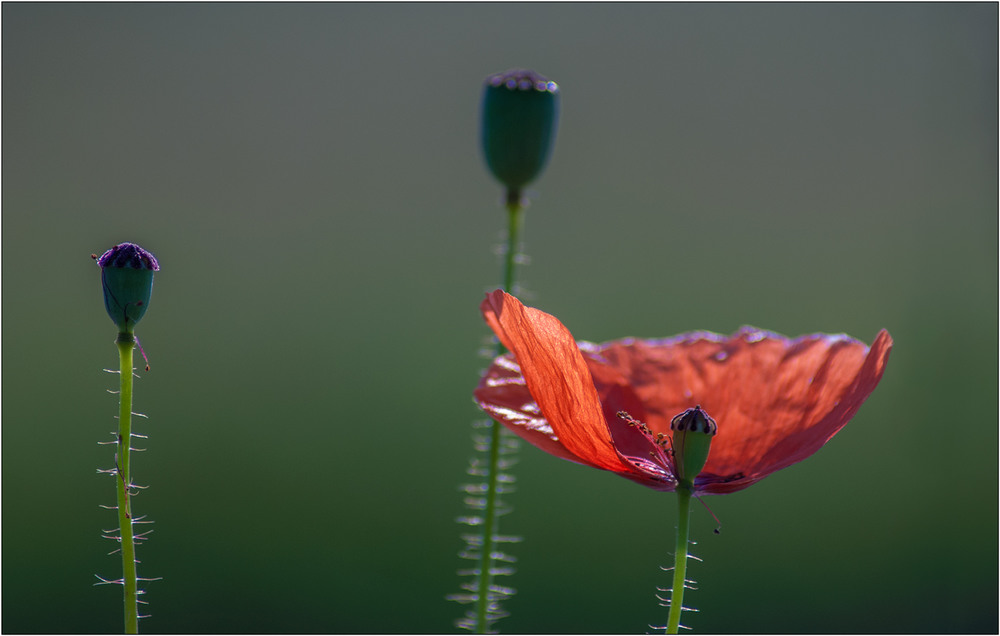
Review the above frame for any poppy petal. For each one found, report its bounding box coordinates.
[476,293,892,496]
[748,328,893,478]
[581,350,677,489]
[479,291,623,472]
[473,353,600,467]
[586,327,893,494]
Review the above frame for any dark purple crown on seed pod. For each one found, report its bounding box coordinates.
[96,242,159,333]
[97,242,160,271]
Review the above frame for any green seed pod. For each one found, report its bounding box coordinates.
[481,68,560,196]
[670,405,718,490]
[96,242,159,334]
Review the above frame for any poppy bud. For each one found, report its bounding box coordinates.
[96,242,159,334]
[670,405,717,490]
[481,68,560,197]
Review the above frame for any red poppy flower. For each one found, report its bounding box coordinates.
[474,290,893,495]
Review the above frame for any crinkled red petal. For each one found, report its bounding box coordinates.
[473,353,605,468]
[589,328,893,494]
[478,290,624,472]
[476,291,893,496]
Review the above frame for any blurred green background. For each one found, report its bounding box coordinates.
[3,3,996,633]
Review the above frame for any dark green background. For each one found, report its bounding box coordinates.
[3,3,996,633]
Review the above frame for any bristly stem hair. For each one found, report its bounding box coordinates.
[97,333,159,633]
[115,333,141,634]
[451,192,525,633]
[664,487,694,634]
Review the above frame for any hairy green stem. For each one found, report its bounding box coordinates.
[473,190,524,632]
[666,487,693,634]
[116,333,139,634]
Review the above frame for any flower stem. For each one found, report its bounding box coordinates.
[666,486,693,634]
[473,189,524,633]
[116,333,139,634]
[500,189,524,299]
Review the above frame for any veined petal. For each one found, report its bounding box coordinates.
[745,329,893,479]
[582,351,677,489]
[588,327,893,494]
[473,353,600,467]
[476,293,893,496]
[479,291,623,471]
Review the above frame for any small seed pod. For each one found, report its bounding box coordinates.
[670,405,718,490]
[96,242,159,334]
[481,68,560,196]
